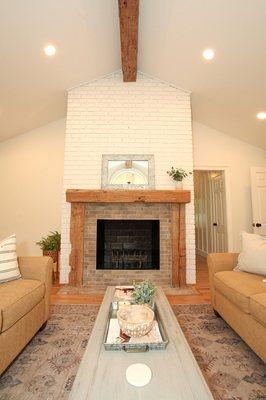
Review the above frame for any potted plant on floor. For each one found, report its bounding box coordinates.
[36,231,61,263]
[167,167,192,189]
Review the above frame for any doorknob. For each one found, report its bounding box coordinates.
[213,222,218,226]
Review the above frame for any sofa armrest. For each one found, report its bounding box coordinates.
[18,256,53,321]
[207,253,239,307]
[207,253,239,274]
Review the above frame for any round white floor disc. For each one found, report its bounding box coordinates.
[126,363,152,387]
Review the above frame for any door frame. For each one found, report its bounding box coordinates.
[194,165,233,252]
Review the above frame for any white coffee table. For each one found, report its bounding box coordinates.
[69,287,213,400]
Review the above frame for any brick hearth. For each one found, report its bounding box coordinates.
[84,203,171,288]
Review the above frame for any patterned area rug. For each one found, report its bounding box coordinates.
[0,304,265,400]
[173,304,266,400]
[0,305,100,400]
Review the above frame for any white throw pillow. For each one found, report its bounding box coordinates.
[0,234,21,283]
[237,231,266,276]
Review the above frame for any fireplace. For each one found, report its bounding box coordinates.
[67,189,190,287]
[96,219,160,270]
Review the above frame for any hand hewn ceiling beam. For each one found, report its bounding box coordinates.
[118,0,139,82]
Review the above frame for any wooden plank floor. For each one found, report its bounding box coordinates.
[51,256,210,306]
[167,256,210,305]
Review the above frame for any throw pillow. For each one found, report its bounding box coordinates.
[237,231,266,276]
[0,234,21,283]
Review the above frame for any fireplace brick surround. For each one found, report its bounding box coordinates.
[67,189,190,288]
[60,71,195,285]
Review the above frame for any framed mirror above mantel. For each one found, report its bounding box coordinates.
[101,154,155,189]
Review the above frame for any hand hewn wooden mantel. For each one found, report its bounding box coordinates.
[66,190,191,287]
[66,189,190,203]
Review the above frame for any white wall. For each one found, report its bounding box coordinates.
[193,121,266,251]
[60,71,195,283]
[0,119,65,255]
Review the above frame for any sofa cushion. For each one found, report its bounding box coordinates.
[0,279,45,332]
[250,293,266,327]
[0,234,21,284]
[237,231,266,276]
[214,271,266,314]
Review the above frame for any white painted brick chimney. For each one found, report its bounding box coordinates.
[60,71,195,284]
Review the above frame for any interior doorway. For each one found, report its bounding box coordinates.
[194,170,228,257]
[251,167,266,236]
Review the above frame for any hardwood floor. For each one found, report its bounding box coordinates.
[51,256,210,306]
[167,255,210,305]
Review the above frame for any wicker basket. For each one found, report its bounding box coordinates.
[117,304,154,338]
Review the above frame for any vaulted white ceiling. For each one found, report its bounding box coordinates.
[0,0,266,149]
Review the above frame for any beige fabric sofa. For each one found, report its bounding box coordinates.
[207,253,266,362]
[0,257,53,375]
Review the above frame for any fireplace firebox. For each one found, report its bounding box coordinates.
[96,219,160,270]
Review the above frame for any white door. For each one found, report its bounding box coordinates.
[210,172,228,253]
[194,170,228,255]
[251,167,266,236]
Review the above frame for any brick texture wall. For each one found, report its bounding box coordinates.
[60,71,195,284]
[84,203,172,288]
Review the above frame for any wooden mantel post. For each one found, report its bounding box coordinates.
[171,204,179,287]
[69,203,85,286]
[171,204,187,287]
[178,204,187,286]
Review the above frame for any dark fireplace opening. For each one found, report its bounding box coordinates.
[96,219,160,270]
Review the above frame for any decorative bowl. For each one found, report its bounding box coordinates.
[117,304,154,338]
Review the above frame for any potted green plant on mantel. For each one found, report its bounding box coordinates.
[132,280,156,308]
[167,167,192,189]
[36,231,61,263]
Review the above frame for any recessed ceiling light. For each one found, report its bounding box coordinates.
[202,48,215,60]
[257,112,266,120]
[44,44,56,56]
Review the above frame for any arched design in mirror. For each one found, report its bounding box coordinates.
[102,155,155,189]
[110,169,148,185]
